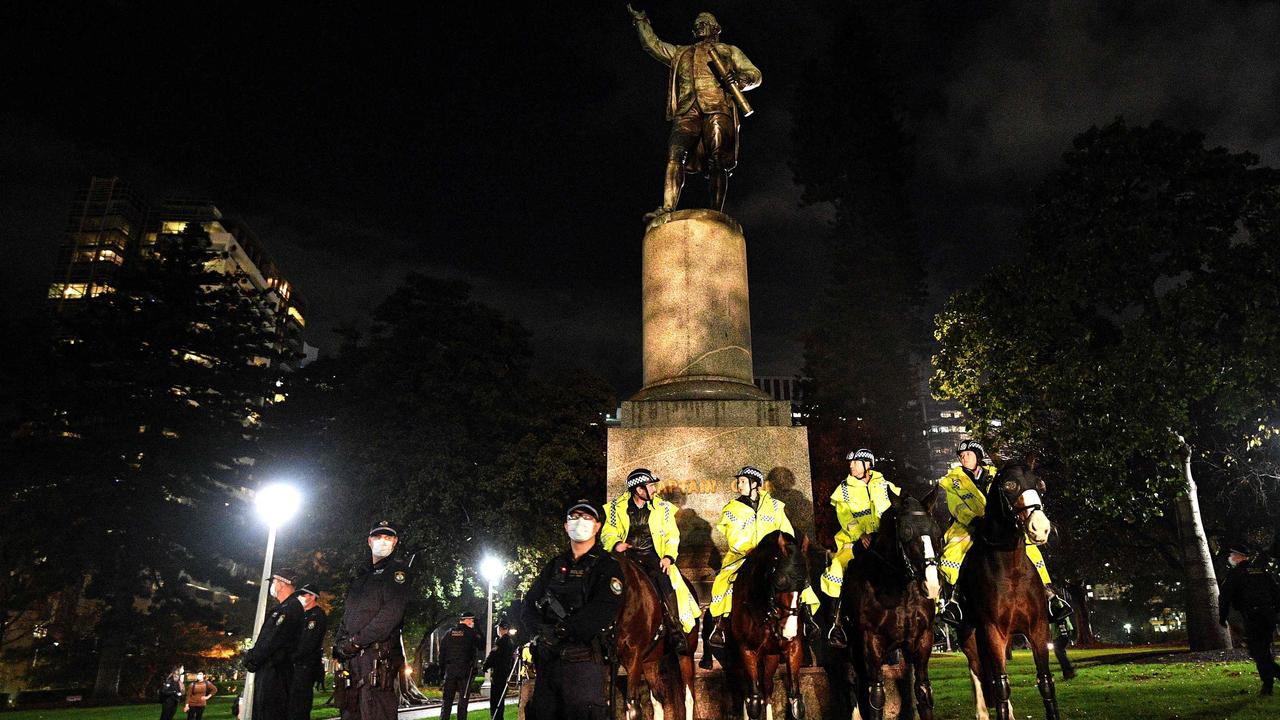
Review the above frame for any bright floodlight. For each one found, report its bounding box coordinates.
[255,483,302,528]
[480,556,506,586]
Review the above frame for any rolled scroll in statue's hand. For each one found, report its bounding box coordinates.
[707,49,753,117]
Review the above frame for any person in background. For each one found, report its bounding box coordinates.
[183,671,218,720]
[289,582,329,720]
[438,611,483,720]
[1219,542,1280,695]
[160,666,185,720]
[482,619,519,720]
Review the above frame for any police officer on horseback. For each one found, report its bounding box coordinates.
[821,448,901,649]
[333,521,416,720]
[521,499,625,720]
[601,468,699,653]
[938,440,1071,626]
[1219,542,1280,695]
[708,465,820,650]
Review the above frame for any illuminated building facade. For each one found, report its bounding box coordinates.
[49,177,144,308]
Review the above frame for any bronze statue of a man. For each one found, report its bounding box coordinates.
[628,6,762,221]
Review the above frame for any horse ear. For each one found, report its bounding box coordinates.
[1025,451,1038,471]
[776,531,788,553]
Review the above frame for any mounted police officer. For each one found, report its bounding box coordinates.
[333,521,416,720]
[521,499,625,720]
[244,567,305,720]
[287,583,327,720]
[821,448,901,649]
[938,440,1071,626]
[1219,542,1280,695]
[438,611,483,720]
[600,468,700,652]
[707,465,820,650]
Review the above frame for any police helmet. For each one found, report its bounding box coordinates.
[627,468,660,490]
[735,466,765,487]
[845,448,876,468]
[957,440,986,462]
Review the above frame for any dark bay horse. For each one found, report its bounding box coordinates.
[613,554,699,720]
[840,487,943,720]
[958,461,1065,720]
[719,530,812,720]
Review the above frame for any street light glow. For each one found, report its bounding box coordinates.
[255,483,302,528]
[480,555,506,586]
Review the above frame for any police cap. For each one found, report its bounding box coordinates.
[298,582,320,597]
[368,520,398,538]
[567,499,603,521]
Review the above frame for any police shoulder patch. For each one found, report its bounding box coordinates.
[394,571,406,584]
[307,619,316,630]
[609,576,623,595]
[275,614,285,626]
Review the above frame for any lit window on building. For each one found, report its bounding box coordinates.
[49,283,89,299]
[162,220,188,234]
[287,306,305,327]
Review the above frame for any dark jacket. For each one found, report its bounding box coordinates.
[161,677,184,702]
[1220,558,1280,622]
[245,592,306,672]
[337,550,416,651]
[438,623,483,675]
[482,634,518,677]
[521,543,624,649]
[293,604,329,681]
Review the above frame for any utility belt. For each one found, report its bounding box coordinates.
[539,636,606,665]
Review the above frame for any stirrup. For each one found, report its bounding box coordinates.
[1048,594,1073,623]
[940,598,964,627]
[707,619,727,649]
[827,622,848,649]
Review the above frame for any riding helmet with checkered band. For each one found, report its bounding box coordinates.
[957,439,986,462]
[626,467,660,490]
[845,448,876,468]
[734,465,765,487]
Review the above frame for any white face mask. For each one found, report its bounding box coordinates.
[566,518,596,542]
[370,538,395,558]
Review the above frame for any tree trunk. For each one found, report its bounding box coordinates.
[1173,444,1230,651]
[1066,579,1096,645]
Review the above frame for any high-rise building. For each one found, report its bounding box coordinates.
[921,381,970,479]
[49,177,145,309]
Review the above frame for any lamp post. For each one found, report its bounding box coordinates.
[479,556,506,660]
[241,483,302,720]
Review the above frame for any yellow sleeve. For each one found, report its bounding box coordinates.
[599,498,627,553]
[659,500,680,561]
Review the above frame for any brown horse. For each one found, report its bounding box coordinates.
[957,461,1064,720]
[613,554,699,720]
[716,529,811,720]
[840,486,943,720]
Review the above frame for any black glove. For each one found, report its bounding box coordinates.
[334,637,360,661]
[244,656,260,673]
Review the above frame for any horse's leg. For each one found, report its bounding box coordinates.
[862,635,886,720]
[624,650,645,720]
[761,651,781,720]
[978,624,1011,720]
[910,625,936,720]
[960,626,990,720]
[784,639,805,720]
[742,647,765,720]
[1029,621,1060,720]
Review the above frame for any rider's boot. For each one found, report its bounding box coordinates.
[707,615,728,650]
[1045,584,1073,623]
[662,589,690,655]
[827,598,848,649]
[800,600,821,640]
[939,583,964,627]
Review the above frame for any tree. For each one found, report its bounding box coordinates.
[6,222,296,695]
[259,274,613,638]
[933,119,1280,649]
[790,10,932,541]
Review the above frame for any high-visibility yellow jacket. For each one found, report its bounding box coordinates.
[600,494,681,561]
[941,464,998,530]
[831,471,901,549]
[716,491,795,566]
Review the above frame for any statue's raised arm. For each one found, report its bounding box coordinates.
[628,10,761,221]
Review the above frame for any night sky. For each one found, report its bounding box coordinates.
[4,1,1278,395]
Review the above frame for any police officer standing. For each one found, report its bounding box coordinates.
[438,611,483,720]
[481,620,518,720]
[1219,543,1280,695]
[521,500,625,720]
[244,568,305,720]
[333,522,416,720]
[288,583,328,720]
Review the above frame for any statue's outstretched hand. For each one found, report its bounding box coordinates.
[627,4,648,23]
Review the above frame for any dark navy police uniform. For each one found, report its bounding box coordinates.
[521,543,624,720]
[1220,556,1280,694]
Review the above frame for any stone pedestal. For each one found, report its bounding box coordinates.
[607,209,813,599]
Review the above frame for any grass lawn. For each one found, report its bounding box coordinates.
[3,649,1274,719]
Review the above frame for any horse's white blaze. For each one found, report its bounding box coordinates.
[1027,509,1051,544]
[782,592,799,639]
[1019,489,1042,508]
[921,535,941,598]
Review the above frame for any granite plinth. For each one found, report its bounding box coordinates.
[620,399,794,428]
[638,209,766,401]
